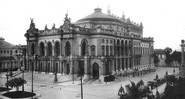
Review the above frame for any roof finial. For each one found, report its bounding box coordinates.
[107,5,111,14]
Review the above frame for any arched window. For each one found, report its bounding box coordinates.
[125,41,128,55]
[110,46,113,56]
[91,45,96,56]
[31,43,35,56]
[65,41,71,56]
[121,40,124,55]
[54,41,60,56]
[117,40,120,56]
[106,45,109,56]
[47,42,52,56]
[39,42,45,56]
[114,39,116,56]
[102,45,105,56]
[81,39,88,56]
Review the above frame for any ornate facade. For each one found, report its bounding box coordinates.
[25,8,154,79]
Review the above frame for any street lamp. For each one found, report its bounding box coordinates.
[32,54,37,93]
[80,65,83,99]
[21,66,25,91]
[180,40,185,77]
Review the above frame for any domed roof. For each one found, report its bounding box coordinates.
[76,8,121,23]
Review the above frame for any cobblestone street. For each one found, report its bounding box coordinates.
[0,67,179,99]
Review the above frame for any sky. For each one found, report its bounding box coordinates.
[0,0,185,51]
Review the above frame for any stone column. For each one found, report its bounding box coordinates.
[70,58,73,75]
[84,56,89,79]
[128,58,130,69]
[111,60,115,75]
[116,59,118,74]
[120,58,122,72]
[62,61,65,75]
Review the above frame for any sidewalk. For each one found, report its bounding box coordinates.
[0,67,179,86]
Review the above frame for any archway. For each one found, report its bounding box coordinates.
[93,63,99,79]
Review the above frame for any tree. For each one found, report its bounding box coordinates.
[164,47,173,65]
[154,54,160,64]
[164,47,172,54]
[171,51,181,64]
[5,77,27,91]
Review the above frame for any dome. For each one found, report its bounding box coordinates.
[76,8,121,23]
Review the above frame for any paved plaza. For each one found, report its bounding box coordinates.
[0,67,179,99]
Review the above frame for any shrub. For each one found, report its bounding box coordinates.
[104,75,115,82]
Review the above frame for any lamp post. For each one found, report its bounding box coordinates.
[21,66,25,91]
[180,40,185,78]
[80,66,83,99]
[10,50,12,77]
[32,54,37,93]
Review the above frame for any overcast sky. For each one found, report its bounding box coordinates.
[0,0,185,50]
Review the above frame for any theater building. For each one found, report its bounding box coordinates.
[25,8,154,79]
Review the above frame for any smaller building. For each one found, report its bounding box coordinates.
[154,49,166,67]
[0,37,26,71]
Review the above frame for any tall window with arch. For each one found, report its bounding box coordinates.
[106,45,109,56]
[110,46,113,56]
[31,43,35,56]
[65,41,71,56]
[101,45,105,56]
[39,42,45,56]
[81,39,88,56]
[54,41,60,56]
[47,42,52,56]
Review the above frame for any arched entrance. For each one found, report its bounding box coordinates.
[93,63,99,79]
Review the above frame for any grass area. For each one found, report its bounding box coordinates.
[3,91,36,98]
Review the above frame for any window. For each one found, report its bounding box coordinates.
[54,41,60,56]
[110,46,113,56]
[110,40,113,44]
[106,39,109,44]
[65,41,71,56]
[91,45,96,56]
[47,42,52,56]
[39,42,45,56]
[102,39,105,43]
[102,45,105,56]
[4,50,6,54]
